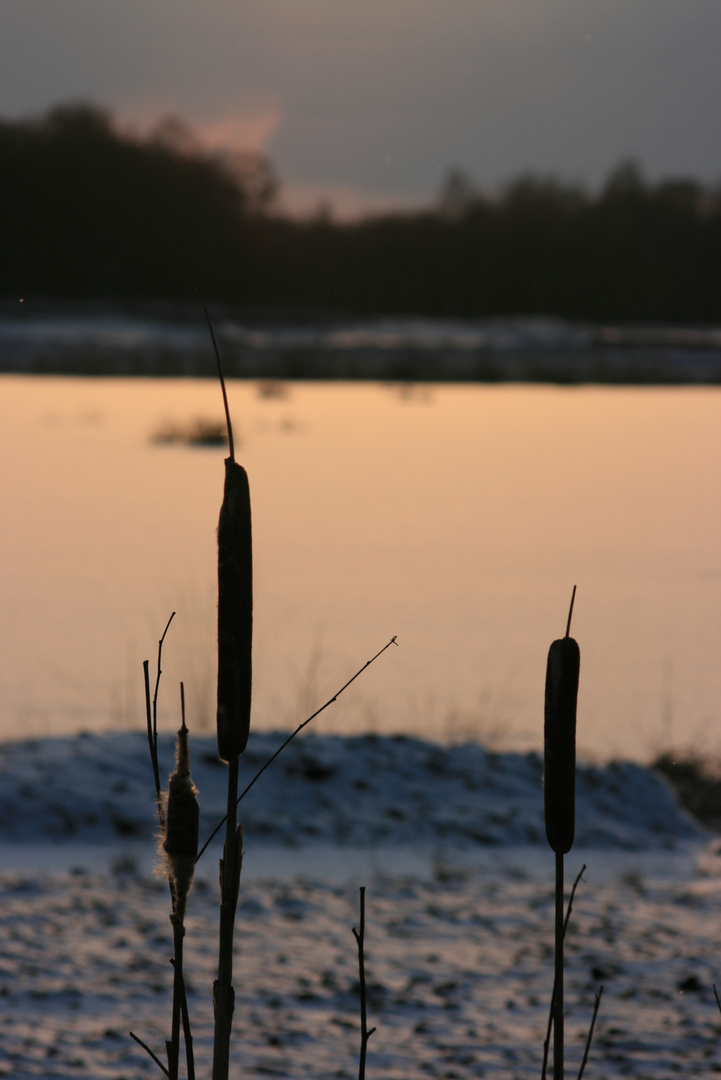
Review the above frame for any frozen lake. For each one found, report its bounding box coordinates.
[0,374,719,761]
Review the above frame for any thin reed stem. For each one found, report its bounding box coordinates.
[144,660,162,814]
[179,976,196,1080]
[168,922,184,1080]
[577,987,603,1080]
[154,613,176,735]
[352,887,376,1080]
[212,755,241,1080]
[144,613,175,826]
[554,851,565,1080]
[541,865,586,1080]
[129,1031,170,1077]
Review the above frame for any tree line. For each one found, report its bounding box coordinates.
[2,104,721,323]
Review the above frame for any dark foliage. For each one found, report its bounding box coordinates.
[0,104,277,303]
[2,104,721,322]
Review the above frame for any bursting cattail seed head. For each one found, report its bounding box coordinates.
[543,635,580,855]
[163,721,199,923]
[216,457,253,761]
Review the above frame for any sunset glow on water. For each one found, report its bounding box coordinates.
[1,375,718,762]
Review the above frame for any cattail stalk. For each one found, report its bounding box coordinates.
[216,458,253,761]
[163,702,199,924]
[201,299,252,1080]
[213,760,243,1080]
[162,690,199,1080]
[544,637,580,855]
[543,586,580,1080]
[201,298,253,763]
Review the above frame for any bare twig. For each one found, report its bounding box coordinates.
[352,886,376,1080]
[196,635,399,862]
[153,613,176,743]
[144,661,161,810]
[129,1031,170,1077]
[577,986,604,1080]
[541,864,587,1080]
[144,612,175,826]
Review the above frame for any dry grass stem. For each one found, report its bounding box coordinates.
[352,886,376,1080]
[577,986,604,1080]
[196,635,399,863]
[541,864,587,1080]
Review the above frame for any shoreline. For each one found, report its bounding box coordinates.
[2,307,721,383]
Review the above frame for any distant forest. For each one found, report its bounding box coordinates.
[3,104,721,323]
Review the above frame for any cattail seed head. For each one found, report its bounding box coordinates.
[543,636,580,854]
[217,457,253,761]
[163,721,199,923]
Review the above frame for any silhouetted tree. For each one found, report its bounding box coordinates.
[2,105,721,322]
[0,103,277,301]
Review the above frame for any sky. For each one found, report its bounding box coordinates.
[2,1,721,218]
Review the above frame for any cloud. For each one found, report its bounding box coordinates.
[3,0,721,207]
[195,105,282,155]
[276,178,430,222]
[118,99,283,158]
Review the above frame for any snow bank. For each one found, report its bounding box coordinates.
[0,731,704,851]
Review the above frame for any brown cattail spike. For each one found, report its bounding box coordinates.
[543,635,580,854]
[217,457,253,761]
[163,718,200,923]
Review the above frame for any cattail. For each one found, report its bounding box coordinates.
[216,456,253,761]
[201,296,254,763]
[163,718,200,923]
[543,589,580,855]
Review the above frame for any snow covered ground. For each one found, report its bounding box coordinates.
[1,731,720,1078]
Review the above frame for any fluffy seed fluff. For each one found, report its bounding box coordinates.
[160,721,200,924]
